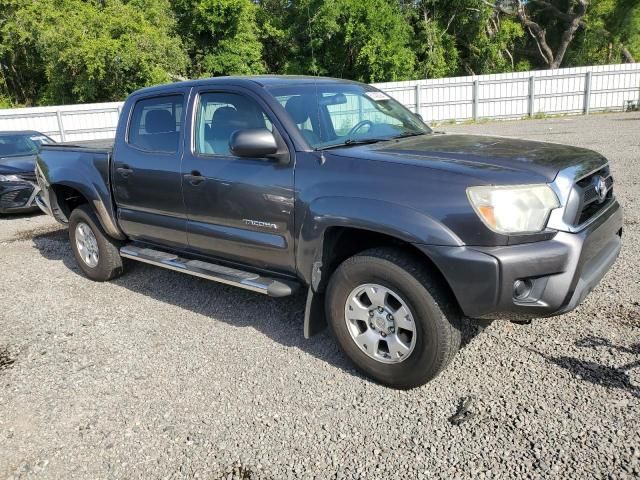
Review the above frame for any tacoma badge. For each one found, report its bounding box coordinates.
[243,219,279,230]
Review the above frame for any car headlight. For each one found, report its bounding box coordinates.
[0,174,23,182]
[466,184,560,234]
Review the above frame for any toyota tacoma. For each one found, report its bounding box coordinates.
[34,76,623,388]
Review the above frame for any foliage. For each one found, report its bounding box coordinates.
[611,0,640,61]
[0,95,14,109]
[405,2,460,79]
[171,0,265,77]
[0,0,637,108]
[262,0,417,82]
[563,0,623,65]
[0,0,187,106]
[527,0,640,67]
[255,0,295,75]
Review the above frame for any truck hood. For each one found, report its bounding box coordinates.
[0,154,37,175]
[332,133,607,183]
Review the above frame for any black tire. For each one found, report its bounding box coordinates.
[68,204,124,281]
[325,248,462,389]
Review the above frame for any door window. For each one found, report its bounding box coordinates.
[128,95,183,153]
[195,92,273,156]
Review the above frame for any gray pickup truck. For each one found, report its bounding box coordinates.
[35,76,623,388]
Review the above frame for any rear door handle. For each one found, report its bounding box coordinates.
[116,165,133,177]
[184,171,205,185]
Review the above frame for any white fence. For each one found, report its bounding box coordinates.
[0,102,122,142]
[374,63,640,122]
[0,63,638,141]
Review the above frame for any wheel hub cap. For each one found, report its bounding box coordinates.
[373,314,389,332]
[344,283,416,364]
[75,222,99,268]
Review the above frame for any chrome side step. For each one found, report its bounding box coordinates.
[120,245,298,297]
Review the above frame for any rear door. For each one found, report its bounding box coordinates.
[112,91,189,248]
[181,87,296,274]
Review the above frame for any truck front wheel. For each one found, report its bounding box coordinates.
[325,248,462,389]
[69,205,124,281]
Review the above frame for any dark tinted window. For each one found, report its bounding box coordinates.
[195,92,273,156]
[0,134,39,157]
[128,95,183,153]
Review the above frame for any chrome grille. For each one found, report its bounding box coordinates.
[0,190,20,208]
[0,188,32,209]
[568,166,614,227]
[17,172,37,183]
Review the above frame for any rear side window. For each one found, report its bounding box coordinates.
[128,95,183,153]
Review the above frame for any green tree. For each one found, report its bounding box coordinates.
[1,0,636,109]
[283,0,417,82]
[171,0,265,77]
[0,0,48,106]
[564,0,620,65]
[255,0,298,74]
[0,0,187,106]
[404,1,528,77]
[488,0,590,69]
[502,0,638,67]
[404,2,459,79]
[608,0,639,62]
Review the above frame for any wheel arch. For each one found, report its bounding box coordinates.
[317,227,459,300]
[298,197,464,338]
[50,182,126,240]
[296,196,462,290]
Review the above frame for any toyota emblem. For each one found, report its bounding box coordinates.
[594,176,607,203]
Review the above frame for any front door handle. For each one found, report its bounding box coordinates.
[184,171,205,185]
[116,165,133,177]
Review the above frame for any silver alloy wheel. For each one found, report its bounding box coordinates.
[344,283,417,364]
[75,222,99,268]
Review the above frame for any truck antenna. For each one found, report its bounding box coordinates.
[306,3,318,77]
[306,3,324,147]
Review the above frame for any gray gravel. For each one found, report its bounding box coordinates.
[1,112,639,479]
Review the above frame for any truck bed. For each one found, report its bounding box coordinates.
[36,138,121,238]
[47,138,114,152]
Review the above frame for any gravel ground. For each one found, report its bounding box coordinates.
[1,112,639,479]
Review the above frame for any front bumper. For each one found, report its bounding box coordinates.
[420,200,623,320]
[0,181,39,214]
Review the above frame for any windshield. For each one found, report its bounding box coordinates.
[0,133,51,157]
[266,83,431,149]
[28,133,54,147]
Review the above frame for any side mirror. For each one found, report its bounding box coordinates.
[230,129,278,158]
[415,113,424,121]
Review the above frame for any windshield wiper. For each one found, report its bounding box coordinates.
[316,138,391,151]
[391,131,428,140]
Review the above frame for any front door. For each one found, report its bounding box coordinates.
[181,88,295,274]
[112,91,189,248]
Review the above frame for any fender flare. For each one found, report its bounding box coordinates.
[37,152,125,240]
[51,179,125,240]
[298,196,462,338]
[296,196,462,287]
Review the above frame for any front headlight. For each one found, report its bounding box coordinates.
[0,174,22,182]
[466,184,560,234]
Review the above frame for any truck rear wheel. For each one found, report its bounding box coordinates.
[325,248,462,389]
[69,205,124,281]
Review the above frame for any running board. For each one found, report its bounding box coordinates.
[120,245,298,297]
